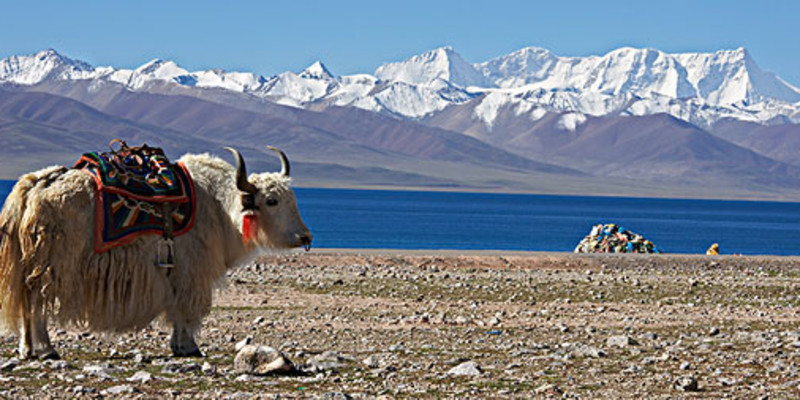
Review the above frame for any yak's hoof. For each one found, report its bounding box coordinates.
[38,349,61,360]
[172,346,203,358]
[18,348,34,360]
[173,349,203,358]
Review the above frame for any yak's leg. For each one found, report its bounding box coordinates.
[18,288,59,360]
[31,312,59,360]
[17,312,34,360]
[165,307,203,357]
[169,324,202,357]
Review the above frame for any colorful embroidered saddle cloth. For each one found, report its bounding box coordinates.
[74,141,196,253]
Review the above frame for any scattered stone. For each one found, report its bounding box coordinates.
[641,332,658,341]
[202,362,216,376]
[709,327,721,336]
[534,383,563,395]
[719,377,739,386]
[573,344,606,358]
[234,345,294,375]
[674,376,700,392]
[234,374,256,382]
[607,335,638,348]
[161,362,182,374]
[388,344,406,352]
[318,392,353,400]
[624,364,642,374]
[179,362,201,373]
[127,371,153,384]
[133,353,149,364]
[680,361,691,370]
[235,336,254,352]
[308,351,350,372]
[82,363,116,377]
[0,358,19,372]
[47,360,70,370]
[447,361,482,376]
[444,357,470,366]
[362,355,380,369]
[101,385,139,395]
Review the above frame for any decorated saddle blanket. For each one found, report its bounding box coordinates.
[74,141,196,253]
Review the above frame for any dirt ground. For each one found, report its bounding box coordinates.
[2,249,800,399]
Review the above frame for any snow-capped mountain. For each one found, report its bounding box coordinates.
[1,46,799,128]
[0,49,95,84]
[375,46,491,88]
[471,46,800,129]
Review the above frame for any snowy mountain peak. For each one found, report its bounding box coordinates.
[476,46,559,88]
[0,49,94,85]
[375,46,491,88]
[1,46,799,128]
[135,59,187,76]
[300,61,334,80]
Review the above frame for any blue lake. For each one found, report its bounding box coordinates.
[2,180,799,255]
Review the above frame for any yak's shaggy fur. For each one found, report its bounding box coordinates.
[0,152,311,359]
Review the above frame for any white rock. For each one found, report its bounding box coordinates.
[101,385,138,395]
[127,371,153,383]
[234,345,294,375]
[235,336,254,352]
[607,335,638,348]
[447,361,482,376]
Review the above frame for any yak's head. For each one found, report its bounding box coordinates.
[225,147,312,250]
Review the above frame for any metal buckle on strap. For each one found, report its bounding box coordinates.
[156,238,175,268]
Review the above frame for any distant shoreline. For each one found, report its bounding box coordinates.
[4,178,800,203]
[277,248,800,260]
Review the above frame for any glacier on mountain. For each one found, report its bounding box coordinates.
[1,46,798,129]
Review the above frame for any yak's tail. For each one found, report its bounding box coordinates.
[0,166,67,333]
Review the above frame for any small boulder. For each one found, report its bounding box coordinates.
[201,361,216,376]
[447,361,482,376]
[362,355,380,369]
[674,376,700,392]
[101,385,139,395]
[607,335,638,348]
[0,358,19,372]
[127,371,153,384]
[535,383,563,395]
[573,344,606,358]
[308,351,350,372]
[235,336,254,352]
[234,345,294,375]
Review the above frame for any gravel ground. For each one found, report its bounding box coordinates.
[2,249,800,399]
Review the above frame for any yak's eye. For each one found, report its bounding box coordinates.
[265,198,279,207]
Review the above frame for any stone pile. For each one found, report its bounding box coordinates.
[574,224,661,254]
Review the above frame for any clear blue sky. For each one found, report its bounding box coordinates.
[3,0,799,85]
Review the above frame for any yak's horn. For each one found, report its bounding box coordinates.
[267,146,290,177]
[223,147,258,194]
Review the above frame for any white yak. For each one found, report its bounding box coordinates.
[0,147,312,359]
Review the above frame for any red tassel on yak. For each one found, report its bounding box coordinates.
[242,212,258,244]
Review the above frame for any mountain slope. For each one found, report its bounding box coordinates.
[712,119,800,167]
[426,101,800,189]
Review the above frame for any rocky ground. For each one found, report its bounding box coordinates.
[2,250,800,399]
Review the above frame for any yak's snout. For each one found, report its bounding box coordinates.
[296,232,313,251]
